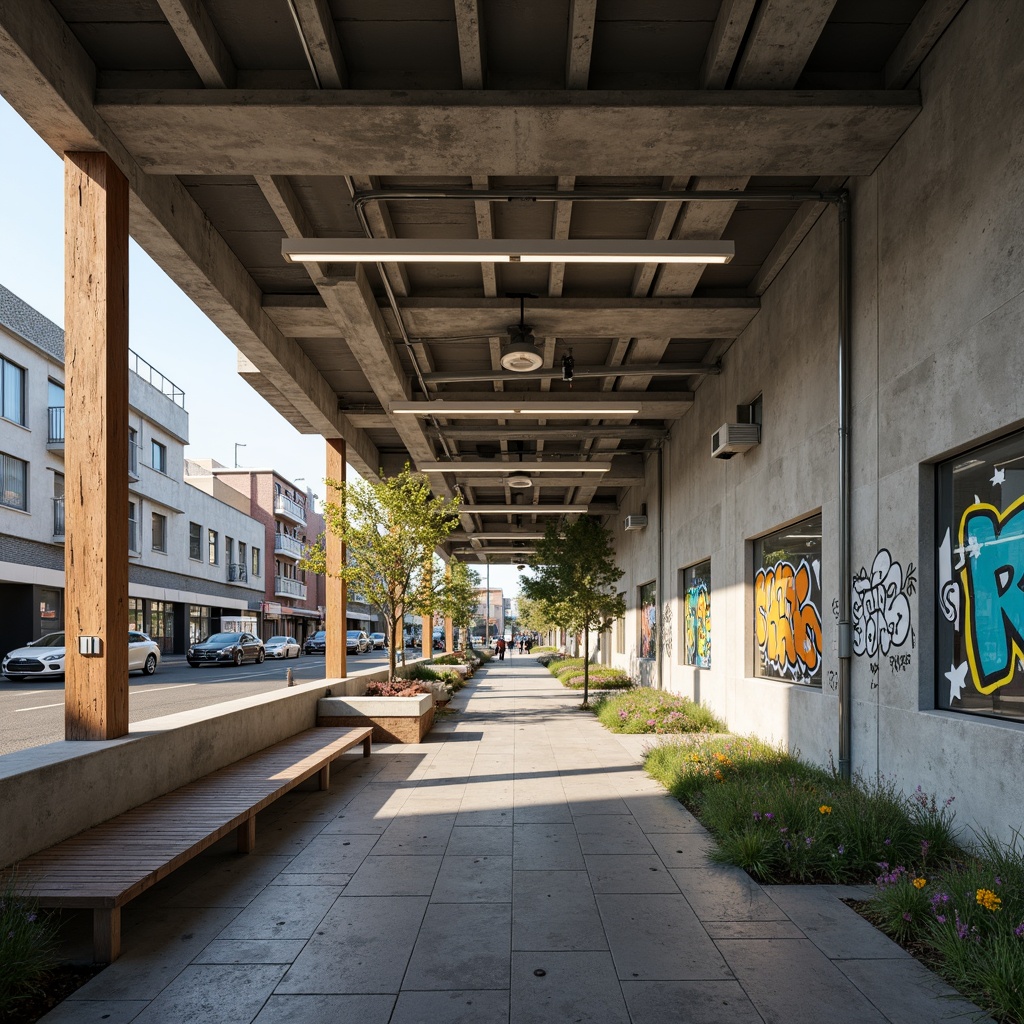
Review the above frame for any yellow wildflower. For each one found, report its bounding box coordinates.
[818,805,832,815]
[912,877,926,889]
[714,769,724,781]
[976,888,1002,911]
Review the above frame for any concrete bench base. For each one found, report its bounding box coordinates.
[317,694,435,743]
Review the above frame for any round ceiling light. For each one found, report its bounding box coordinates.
[500,339,544,372]
[507,473,533,488]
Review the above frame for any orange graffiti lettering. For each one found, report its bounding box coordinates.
[755,559,823,679]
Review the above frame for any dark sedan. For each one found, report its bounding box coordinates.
[303,630,326,655]
[187,632,265,668]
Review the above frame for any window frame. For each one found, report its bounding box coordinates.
[0,451,29,511]
[151,511,167,553]
[208,529,219,565]
[753,513,823,686]
[151,439,167,474]
[681,558,712,669]
[188,521,202,561]
[0,356,26,427]
[638,580,657,661]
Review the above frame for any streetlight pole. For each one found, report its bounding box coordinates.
[234,442,246,468]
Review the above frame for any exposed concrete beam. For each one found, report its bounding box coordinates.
[454,0,486,89]
[155,0,236,88]
[456,471,644,488]
[700,0,758,88]
[0,0,381,479]
[885,0,968,89]
[261,294,760,339]
[93,90,920,177]
[733,0,838,89]
[567,0,597,88]
[422,363,718,385]
[289,0,347,89]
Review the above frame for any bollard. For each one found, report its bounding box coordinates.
[286,667,294,687]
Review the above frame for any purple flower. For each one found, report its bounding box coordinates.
[805,836,813,847]
[26,912,37,924]
[902,912,913,922]
[884,838,891,846]
[837,845,845,855]
[764,812,774,821]
[936,915,946,924]
[1014,921,1024,939]
[753,812,761,821]
[995,876,1002,886]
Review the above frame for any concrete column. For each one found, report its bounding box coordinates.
[64,152,129,740]
[325,439,347,683]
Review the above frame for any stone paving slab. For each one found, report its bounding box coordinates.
[41,656,990,1023]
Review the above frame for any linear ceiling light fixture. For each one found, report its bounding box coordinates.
[419,461,609,474]
[282,239,734,264]
[460,504,591,514]
[392,402,641,416]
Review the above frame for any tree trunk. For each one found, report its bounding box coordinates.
[583,627,590,707]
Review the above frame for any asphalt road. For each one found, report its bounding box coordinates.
[0,647,398,757]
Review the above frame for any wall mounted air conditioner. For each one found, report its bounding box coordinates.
[624,514,648,531]
[711,423,761,460]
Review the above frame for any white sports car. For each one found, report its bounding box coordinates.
[2,631,161,680]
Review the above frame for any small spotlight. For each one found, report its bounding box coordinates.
[561,350,575,383]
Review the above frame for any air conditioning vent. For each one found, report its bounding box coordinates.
[624,514,648,531]
[711,422,761,460]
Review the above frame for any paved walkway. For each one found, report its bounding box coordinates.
[43,657,987,1023]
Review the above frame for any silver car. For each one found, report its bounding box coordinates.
[265,635,300,658]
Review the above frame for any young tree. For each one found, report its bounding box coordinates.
[517,594,558,642]
[521,517,626,707]
[436,558,482,650]
[300,465,461,679]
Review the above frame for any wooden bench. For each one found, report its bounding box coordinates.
[2,726,371,963]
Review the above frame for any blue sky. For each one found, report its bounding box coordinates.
[0,96,520,594]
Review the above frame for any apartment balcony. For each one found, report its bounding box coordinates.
[273,493,306,526]
[274,575,307,601]
[47,407,65,453]
[52,496,64,540]
[228,562,248,584]
[274,532,305,560]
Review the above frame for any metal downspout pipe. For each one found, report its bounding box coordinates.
[837,193,853,781]
[657,443,665,692]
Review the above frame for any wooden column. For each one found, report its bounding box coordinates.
[64,152,129,741]
[325,439,347,683]
[421,612,432,660]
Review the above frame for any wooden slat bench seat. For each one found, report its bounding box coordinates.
[3,726,371,963]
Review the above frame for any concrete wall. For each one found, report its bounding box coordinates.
[610,0,1024,844]
[0,656,431,867]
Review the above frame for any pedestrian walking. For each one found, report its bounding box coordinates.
[496,637,506,660]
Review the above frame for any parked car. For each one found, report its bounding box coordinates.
[2,631,161,681]
[264,635,300,659]
[368,632,387,650]
[187,632,265,667]
[303,630,327,655]
[347,630,371,654]
[433,634,445,650]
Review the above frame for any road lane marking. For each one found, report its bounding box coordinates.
[15,701,64,712]
[130,684,197,695]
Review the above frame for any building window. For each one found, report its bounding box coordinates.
[128,596,144,631]
[48,381,64,443]
[252,547,261,577]
[209,529,219,564]
[754,514,823,685]
[152,511,167,553]
[682,559,712,668]
[937,429,1024,723]
[189,605,212,644]
[148,600,173,653]
[151,440,167,474]
[0,357,26,426]
[0,452,28,511]
[128,426,139,476]
[639,581,657,660]
[189,522,202,561]
[128,501,139,552]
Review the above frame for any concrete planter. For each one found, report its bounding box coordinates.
[316,694,435,743]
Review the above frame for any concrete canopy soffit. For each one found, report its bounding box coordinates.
[0,0,964,555]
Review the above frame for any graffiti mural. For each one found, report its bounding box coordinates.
[754,558,823,681]
[683,560,711,669]
[851,549,916,659]
[639,581,657,660]
[958,492,1024,695]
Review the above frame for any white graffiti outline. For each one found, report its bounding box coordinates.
[852,548,916,659]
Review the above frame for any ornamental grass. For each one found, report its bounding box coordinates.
[593,688,724,734]
[543,656,634,691]
[643,735,1024,1022]
[0,877,60,1014]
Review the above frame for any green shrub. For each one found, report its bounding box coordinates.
[535,652,560,666]
[594,689,724,733]
[433,654,462,665]
[561,672,634,690]
[0,877,60,1013]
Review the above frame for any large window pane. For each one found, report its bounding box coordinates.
[1,357,25,425]
[683,559,711,668]
[0,452,27,510]
[754,514,823,685]
[189,522,202,560]
[639,581,657,660]
[937,429,1024,722]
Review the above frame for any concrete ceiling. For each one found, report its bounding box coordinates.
[0,0,965,561]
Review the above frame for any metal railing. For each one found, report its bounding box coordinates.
[274,532,305,559]
[52,496,64,537]
[273,492,307,524]
[274,575,307,600]
[47,406,65,445]
[129,349,185,408]
[228,562,248,583]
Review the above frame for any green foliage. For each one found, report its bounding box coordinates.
[0,878,60,1012]
[593,689,724,734]
[436,559,481,645]
[520,518,625,705]
[561,672,634,690]
[300,464,461,680]
[517,595,559,636]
